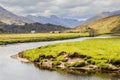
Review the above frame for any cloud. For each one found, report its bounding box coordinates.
[0,0,120,19]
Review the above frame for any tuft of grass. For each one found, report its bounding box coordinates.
[56,56,67,62]
[97,63,115,70]
[70,61,87,67]
[52,61,61,66]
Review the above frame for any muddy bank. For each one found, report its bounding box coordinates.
[11,54,30,63]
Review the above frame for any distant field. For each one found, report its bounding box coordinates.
[0,33,88,45]
[20,37,120,70]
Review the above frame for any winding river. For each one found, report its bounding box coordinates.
[0,37,120,80]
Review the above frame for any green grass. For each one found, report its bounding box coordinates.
[0,33,88,45]
[20,37,120,69]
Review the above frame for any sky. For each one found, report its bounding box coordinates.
[0,0,120,19]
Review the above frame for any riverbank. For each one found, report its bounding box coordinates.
[14,53,120,77]
[1,36,120,80]
[0,33,88,45]
[18,36,120,75]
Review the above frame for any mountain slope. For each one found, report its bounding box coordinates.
[0,6,34,25]
[26,15,82,28]
[85,10,120,24]
[72,15,120,34]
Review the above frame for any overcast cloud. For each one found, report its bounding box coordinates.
[0,0,120,19]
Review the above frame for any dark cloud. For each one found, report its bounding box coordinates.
[0,0,120,19]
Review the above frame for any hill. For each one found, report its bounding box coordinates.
[69,15,120,34]
[0,23,68,33]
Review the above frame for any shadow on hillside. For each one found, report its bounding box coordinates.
[111,21,120,34]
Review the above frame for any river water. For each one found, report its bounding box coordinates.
[0,37,120,80]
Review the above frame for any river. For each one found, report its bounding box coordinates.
[0,37,120,80]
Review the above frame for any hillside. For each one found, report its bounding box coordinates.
[70,15,120,34]
[0,23,68,33]
[0,6,34,25]
[83,10,120,24]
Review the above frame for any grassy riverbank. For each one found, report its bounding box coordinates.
[19,37,120,73]
[0,33,88,45]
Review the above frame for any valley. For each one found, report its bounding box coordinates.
[0,1,120,80]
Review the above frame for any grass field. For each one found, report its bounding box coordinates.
[0,33,88,45]
[20,37,120,70]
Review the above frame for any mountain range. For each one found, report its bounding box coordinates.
[26,10,120,28]
[26,15,82,28]
[0,5,82,28]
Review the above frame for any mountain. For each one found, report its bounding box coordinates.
[0,6,34,25]
[0,23,68,33]
[85,10,120,23]
[26,15,82,28]
[69,14,120,34]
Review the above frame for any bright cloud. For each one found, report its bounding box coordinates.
[0,0,120,19]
